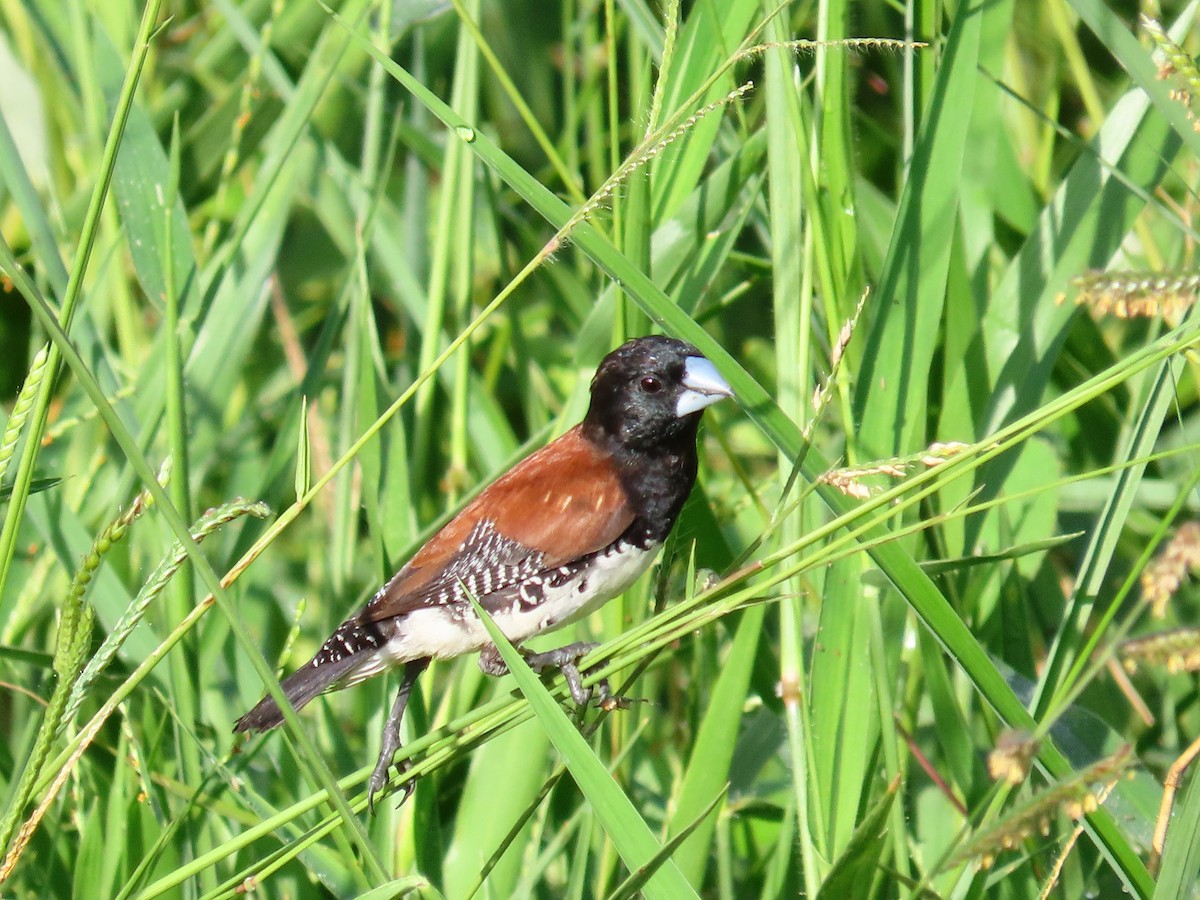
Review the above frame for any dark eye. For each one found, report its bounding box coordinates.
[640,375,663,394]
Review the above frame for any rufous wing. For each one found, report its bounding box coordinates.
[357,425,633,623]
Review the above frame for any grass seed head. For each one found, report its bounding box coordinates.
[1062,270,1200,323]
[1120,627,1200,673]
[1141,521,1200,618]
[988,729,1039,785]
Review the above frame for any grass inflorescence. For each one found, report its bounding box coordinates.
[1060,269,1200,321]
[947,747,1133,872]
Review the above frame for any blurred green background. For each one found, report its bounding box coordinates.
[2,0,1200,897]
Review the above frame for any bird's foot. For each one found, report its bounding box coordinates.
[523,642,600,706]
[480,642,630,709]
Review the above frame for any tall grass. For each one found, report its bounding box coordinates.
[1,0,1199,897]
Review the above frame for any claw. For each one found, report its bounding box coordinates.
[367,757,415,814]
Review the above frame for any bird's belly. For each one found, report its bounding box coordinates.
[381,541,657,662]
[515,540,657,638]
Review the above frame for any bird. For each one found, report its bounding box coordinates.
[233,335,733,810]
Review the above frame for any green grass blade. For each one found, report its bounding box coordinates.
[0,0,164,624]
[852,0,982,457]
[815,776,900,899]
[666,605,763,885]
[466,593,699,900]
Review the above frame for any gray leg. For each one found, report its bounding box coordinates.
[368,658,429,814]
[478,642,612,707]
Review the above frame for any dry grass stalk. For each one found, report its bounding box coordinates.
[1152,733,1200,870]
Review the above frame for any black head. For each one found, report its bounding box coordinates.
[583,336,732,451]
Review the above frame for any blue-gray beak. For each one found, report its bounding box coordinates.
[676,356,733,417]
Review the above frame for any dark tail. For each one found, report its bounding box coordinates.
[233,651,362,733]
[234,618,395,733]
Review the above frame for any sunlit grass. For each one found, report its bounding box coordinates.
[1,1,1200,897]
